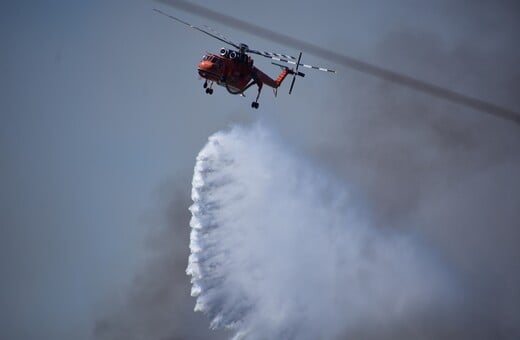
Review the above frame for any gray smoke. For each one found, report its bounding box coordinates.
[94,2,520,339]
[293,28,520,339]
[93,180,231,340]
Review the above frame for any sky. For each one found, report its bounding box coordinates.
[1,1,519,339]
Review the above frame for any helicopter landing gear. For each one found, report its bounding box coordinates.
[204,81,214,95]
[251,82,262,109]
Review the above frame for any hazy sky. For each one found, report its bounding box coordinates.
[1,1,519,339]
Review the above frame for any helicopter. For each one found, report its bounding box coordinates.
[153,8,335,108]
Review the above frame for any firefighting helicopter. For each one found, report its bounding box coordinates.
[153,8,335,108]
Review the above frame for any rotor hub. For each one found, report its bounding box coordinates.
[239,43,249,53]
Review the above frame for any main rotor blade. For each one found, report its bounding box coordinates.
[154,8,297,61]
[153,8,240,49]
[201,24,237,48]
[247,47,335,72]
[155,0,520,126]
[272,57,336,73]
[247,49,297,60]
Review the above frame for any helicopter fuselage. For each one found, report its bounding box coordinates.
[197,49,289,95]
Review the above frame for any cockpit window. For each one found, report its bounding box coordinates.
[202,55,221,63]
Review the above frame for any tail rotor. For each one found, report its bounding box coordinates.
[289,52,304,94]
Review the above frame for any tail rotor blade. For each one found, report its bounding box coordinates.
[289,52,302,95]
[295,52,302,72]
[289,76,297,95]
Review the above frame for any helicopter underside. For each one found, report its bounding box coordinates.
[198,68,262,108]
[198,68,252,94]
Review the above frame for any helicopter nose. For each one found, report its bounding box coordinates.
[198,60,213,70]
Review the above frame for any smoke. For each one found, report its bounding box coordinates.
[187,123,454,340]
[93,182,231,340]
[94,3,520,339]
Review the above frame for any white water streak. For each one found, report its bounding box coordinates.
[187,124,450,339]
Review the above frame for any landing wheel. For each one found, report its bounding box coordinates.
[205,88,214,95]
[251,102,259,109]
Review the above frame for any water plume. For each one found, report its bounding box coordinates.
[187,123,452,339]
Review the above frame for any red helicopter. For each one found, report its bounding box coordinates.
[154,8,335,108]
